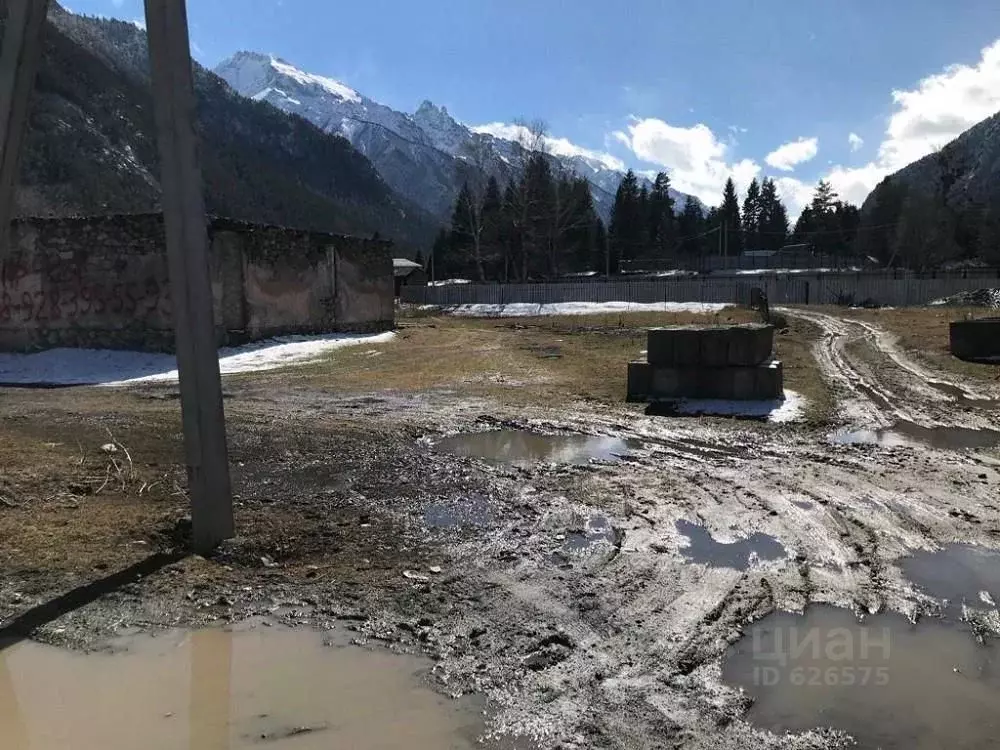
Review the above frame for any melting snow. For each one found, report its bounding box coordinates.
[443,302,732,317]
[667,389,806,423]
[269,57,361,103]
[0,332,394,387]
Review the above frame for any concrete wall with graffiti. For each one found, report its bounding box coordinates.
[0,215,393,352]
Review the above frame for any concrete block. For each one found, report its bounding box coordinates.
[699,328,731,367]
[673,329,703,366]
[727,366,759,400]
[755,360,784,399]
[728,325,774,366]
[637,359,784,402]
[650,365,700,398]
[646,324,774,367]
[646,327,676,366]
[626,360,651,402]
[950,318,1000,363]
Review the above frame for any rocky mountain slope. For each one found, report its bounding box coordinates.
[858,109,1000,266]
[214,51,698,222]
[862,110,1000,212]
[11,5,437,249]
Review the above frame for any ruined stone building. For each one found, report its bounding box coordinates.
[0,214,394,352]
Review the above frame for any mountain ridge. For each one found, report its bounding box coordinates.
[213,51,699,223]
[14,6,439,251]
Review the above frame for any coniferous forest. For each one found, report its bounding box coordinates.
[431,145,1000,279]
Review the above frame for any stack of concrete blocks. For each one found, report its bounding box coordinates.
[627,324,783,402]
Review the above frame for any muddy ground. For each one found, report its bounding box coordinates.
[1,305,999,748]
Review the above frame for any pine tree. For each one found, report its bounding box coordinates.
[429,228,449,280]
[677,196,704,258]
[795,181,833,253]
[648,172,676,260]
[810,180,836,214]
[834,202,861,254]
[559,176,600,273]
[476,176,502,278]
[448,181,483,279]
[414,249,425,268]
[637,184,650,259]
[500,179,521,282]
[608,169,642,273]
[979,202,1000,266]
[891,194,960,270]
[520,153,556,279]
[854,177,906,265]
[594,217,608,276]
[741,178,762,251]
[758,178,789,251]
[702,206,721,259]
[719,177,742,254]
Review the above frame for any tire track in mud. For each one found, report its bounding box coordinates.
[783,308,998,431]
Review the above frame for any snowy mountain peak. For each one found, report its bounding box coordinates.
[215,50,361,104]
[214,50,701,221]
[416,100,447,117]
[411,100,472,155]
[267,57,361,103]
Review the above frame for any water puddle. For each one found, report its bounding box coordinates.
[424,493,494,529]
[0,625,492,749]
[927,381,1000,409]
[675,520,786,569]
[791,500,814,510]
[562,514,617,554]
[901,543,1000,618]
[722,605,1000,749]
[830,421,1000,451]
[434,430,640,465]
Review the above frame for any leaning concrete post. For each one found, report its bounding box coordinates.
[0,0,49,255]
[144,0,234,551]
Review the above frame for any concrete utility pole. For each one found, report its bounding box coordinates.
[0,0,50,255]
[144,0,234,552]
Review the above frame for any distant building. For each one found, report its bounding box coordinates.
[393,258,427,297]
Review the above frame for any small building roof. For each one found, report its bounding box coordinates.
[393,258,423,269]
[394,257,424,278]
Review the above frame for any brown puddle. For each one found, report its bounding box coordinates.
[676,520,786,570]
[722,605,1000,749]
[0,625,491,749]
[434,430,640,465]
[927,380,1000,409]
[830,421,1000,451]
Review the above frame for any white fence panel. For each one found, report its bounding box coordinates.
[400,272,998,308]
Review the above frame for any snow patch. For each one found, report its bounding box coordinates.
[443,302,732,317]
[268,57,361,103]
[666,389,806,423]
[0,332,395,387]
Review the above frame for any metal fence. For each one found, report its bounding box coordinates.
[402,271,1000,308]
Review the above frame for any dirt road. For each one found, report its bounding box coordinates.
[1,307,999,748]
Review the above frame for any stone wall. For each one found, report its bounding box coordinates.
[0,214,394,352]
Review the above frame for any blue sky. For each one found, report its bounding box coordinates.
[74,0,1000,214]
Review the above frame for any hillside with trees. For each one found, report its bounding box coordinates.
[7,4,438,249]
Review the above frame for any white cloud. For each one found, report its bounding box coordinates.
[825,38,1000,205]
[764,137,819,172]
[471,122,625,171]
[130,18,146,30]
[111,0,124,6]
[611,117,759,205]
[772,177,813,219]
[848,132,864,151]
